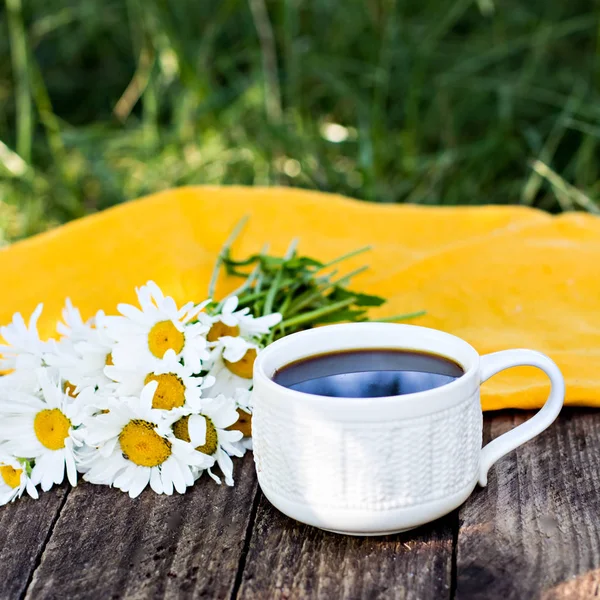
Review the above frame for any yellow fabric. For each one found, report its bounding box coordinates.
[1,186,597,411]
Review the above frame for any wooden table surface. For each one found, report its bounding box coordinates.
[2,408,599,600]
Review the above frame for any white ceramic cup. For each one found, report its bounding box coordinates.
[251,323,565,536]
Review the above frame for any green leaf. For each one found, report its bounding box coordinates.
[312,309,369,324]
[209,220,425,342]
[221,254,262,267]
[349,292,386,307]
[329,287,385,306]
[284,256,324,269]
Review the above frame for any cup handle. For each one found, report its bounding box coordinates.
[478,349,565,487]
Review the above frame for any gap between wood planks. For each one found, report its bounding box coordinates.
[450,511,460,599]
[20,486,72,600]
[230,488,263,600]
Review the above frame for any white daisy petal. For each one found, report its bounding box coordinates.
[65,450,78,487]
[187,415,207,447]
[116,304,146,324]
[224,296,239,314]
[169,459,187,494]
[26,479,39,500]
[215,448,235,486]
[207,469,222,485]
[114,467,135,491]
[129,468,151,499]
[150,467,163,494]
[0,305,47,371]
[161,462,174,496]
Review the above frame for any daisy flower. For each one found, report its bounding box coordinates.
[0,455,38,505]
[82,381,214,498]
[44,341,112,397]
[56,298,97,343]
[233,387,253,414]
[45,311,115,396]
[0,370,84,491]
[217,335,258,365]
[0,370,39,394]
[0,304,47,373]
[105,349,214,411]
[18,300,113,397]
[226,388,254,454]
[171,395,243,486]
[206,296,281,343]
[203,335,258,399]
[105,281,210,373]
[68,384,113,420]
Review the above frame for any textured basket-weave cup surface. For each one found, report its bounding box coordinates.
[253,389,482,511]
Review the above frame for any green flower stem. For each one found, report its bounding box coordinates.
[254,247,269,295]
[277,288,294,317]
[369,310,426,322]
[332,265,369,287]
[285,279,333,316]
[285,265,368,317]
[208,215,249,299]
[218,246,266,309]
[263,262,283,316]
[263,238,297,315]
[315,245,371,271]
[281,297,357,329]
[238,289,269,304]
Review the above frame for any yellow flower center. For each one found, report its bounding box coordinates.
[207,321,240,342]
[172,415,218,456]
[0,465,22,489]
[172,415,191,442]
[227,409,252,438]
[34,408,71,450]
[119,419,172,467]
[147,320,185,359]
[105,352,114,366]
[64,381,78,398]
[224,348,257,379]
[144,373,186,410]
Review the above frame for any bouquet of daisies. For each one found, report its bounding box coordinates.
[0,283,280,501]
[0,223,424,504]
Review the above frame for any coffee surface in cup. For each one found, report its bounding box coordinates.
[272,349,464,398]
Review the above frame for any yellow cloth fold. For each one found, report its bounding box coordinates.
[1,186,597,410]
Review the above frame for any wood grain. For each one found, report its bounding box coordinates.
[455,409,600,600]
[0,485,69,599]
[236,492,454,600]
[24,454,258,600]
[5,410,600,600]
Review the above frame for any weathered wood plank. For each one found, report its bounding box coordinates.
[24,453,258,600]
[237,492,454,600]
[0,486,69,599]
[12,410,599,600]
[456,409,600,600]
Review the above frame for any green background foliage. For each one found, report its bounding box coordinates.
[0,0,599,243]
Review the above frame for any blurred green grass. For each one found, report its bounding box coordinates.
[0,0,599,243]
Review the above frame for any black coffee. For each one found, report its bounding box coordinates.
[273,349,464,398]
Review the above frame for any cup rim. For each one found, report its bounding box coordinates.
[253,322,480,406]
